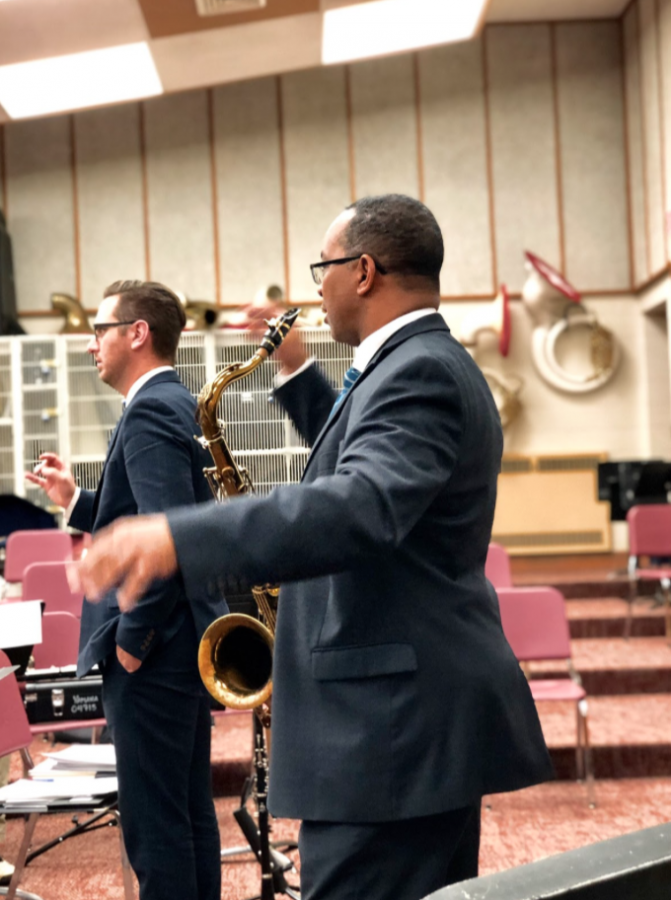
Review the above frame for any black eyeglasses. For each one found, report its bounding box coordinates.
[310,255,388,286]
[92,321,139,340]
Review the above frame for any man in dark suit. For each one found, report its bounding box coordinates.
[77,198,553,900]
[26,281,226,900]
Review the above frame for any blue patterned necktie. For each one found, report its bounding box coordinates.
[328,366,361,421]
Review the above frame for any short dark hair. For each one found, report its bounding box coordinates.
[343,194,444,290]
[103,280,186,364]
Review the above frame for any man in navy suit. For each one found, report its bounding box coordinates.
[26,281,226,900]
[77,198,553,900]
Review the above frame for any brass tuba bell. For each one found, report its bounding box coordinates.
[198,613,274,710]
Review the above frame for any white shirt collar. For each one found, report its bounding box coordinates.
[124,366,174,408]
[352,308,437,373]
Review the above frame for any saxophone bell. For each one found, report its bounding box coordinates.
[199,613,274,710]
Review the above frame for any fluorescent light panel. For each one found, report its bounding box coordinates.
[0,43,163,119]
[322,0,488,64]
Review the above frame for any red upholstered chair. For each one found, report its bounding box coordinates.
[0,651,132,900]
[22,560,84,617]
[3,529,73,592]
[485,542,513,588]
[626,504,671,643]
[31,611,80,669]
[496,586,595,807]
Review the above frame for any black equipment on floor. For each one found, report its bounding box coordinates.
[597,460,671,520]
[0,211,25,336]
[423,821,671,900]
[22,674,103,723]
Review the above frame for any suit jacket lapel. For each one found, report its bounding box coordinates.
[302,314,448,475]
[90,371,182,523]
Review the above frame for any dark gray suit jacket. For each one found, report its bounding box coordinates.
[72,370,227,677]
[168,315,553,822]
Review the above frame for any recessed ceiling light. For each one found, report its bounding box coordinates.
[0,43,163,120]
[322,0,489,65]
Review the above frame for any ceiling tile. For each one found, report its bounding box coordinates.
[0,0,148,66]
[487,0,631,22]
[152,12,322,91]
[138,0,318,39]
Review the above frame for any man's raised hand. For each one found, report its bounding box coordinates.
[24,452,77,509]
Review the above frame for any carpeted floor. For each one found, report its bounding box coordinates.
[3,776,671,899]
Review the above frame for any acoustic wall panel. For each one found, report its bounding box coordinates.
[624,2,651,286]
[281,67,351,301]
[75,105,146,309]
[486,24,561,294]
[639,0,666,275]
[143,90,217,301]
[213,79,286,306]
[659,0,671,263]
[420,40,494,297]
[5,117,76,313]
[349,55,419,201]
[555,22,630,291]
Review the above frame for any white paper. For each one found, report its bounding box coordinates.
[0,776,117,804]
[0,600,43,649]
[0,665,19,682]
[44,745,116,770]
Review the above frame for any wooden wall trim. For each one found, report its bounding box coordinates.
[207,89,222,306]
[655,0,668,262]
[69,115,82,302]
[636,0,653,277]
[481,30,498,294]
[413,53,426,203]
[621,13,637,288]
[0,124,6,217]
[275,76,291,300]
[550,23,567,275]
[344,66,357,203]
[139,102,151,281]
[634,261,670,292]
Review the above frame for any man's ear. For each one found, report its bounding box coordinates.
[130,320,151,351]
[356,254,377,296]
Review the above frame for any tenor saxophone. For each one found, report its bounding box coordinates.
[196,308,299,713]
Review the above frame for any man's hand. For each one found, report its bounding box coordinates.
[241,302,308,375]
[116,646,142,673]
[74,515,178,612]
[24,453,77,509]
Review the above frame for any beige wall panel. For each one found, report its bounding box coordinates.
[420,40,493,297]
[349,56,419,200]
[639,0,666,273]
[555,22,630,291]
[144,91,216,300]
[659,0,671,263]
[487,25,561,294]
[282,67,351,301]
[213,79,285,305]
[5,117,76,313]
[624,3,650,285]
[441,295,645,458]
[75,105,145,308]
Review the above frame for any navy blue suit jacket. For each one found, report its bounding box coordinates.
[73,370,227,677]
[168,316,553,822]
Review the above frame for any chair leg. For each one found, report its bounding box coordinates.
[5,814,39,900]
[577,700,596,809]
[110,811,135,900]
[661,578,671,646]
